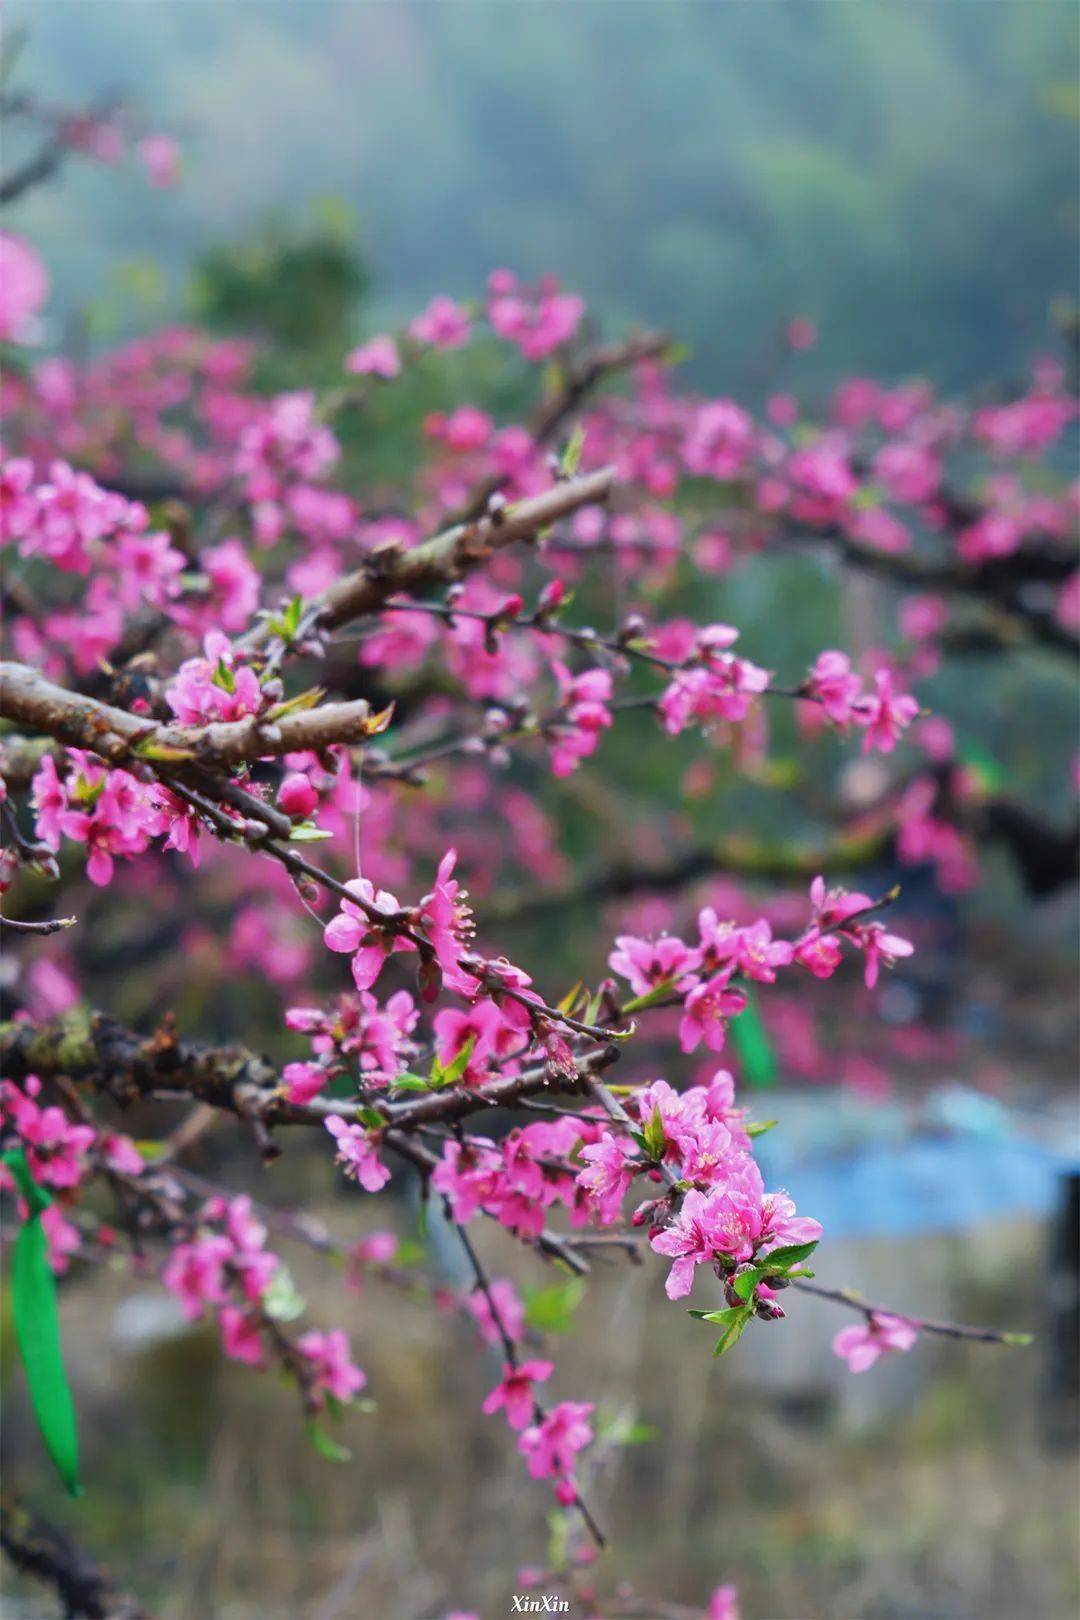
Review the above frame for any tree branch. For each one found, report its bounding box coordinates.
[0,664,380,768]
[236,465,615,656]
[0,138,66,204]
[0,1010,611,1137]
[447,334,668,524]
[1,912,77,935]
[790,1279,1030,1347]
[0,1493,151,1620]
[787,521,1079,660]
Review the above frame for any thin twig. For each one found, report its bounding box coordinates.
[453,1218,608,1549]
[791,1279,1031,1346]
[0,912,76,935]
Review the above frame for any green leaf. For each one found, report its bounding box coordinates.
[2,1149,81,1495]
[523,1277,585,1335]
[267,684,325,720]
[70,774,106,809]
[958,738,1005,795]
[732,1266,768,1303]
[619,978,677,1015]
[133,739,196,763]
[555,981,583,1016]
[689,1306,745,1325]
[288,822,332,843]
[1002,1332,1034,1348]
[712,1305,753,1357]
[746,1119,778,1138]
[561,424,587,478]
[355,1106,386,1130]
[582,989,603,1027]
[305,1418,351,1464]
[762,1240,819,1274]
[390,1074,431,1094]
[641,1104,666,1162]
[262,1264,306,1323]
[429,1033,475,1089]
[267,595,305,642]
[364,703,395,737]
[619,1420,658,1445]
[730,990,777,1089]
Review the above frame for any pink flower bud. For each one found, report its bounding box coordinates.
[277,772,318,820]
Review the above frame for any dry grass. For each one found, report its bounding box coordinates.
[2,1193,1077,1620]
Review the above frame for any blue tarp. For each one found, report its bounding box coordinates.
[754,1088,1080,1240]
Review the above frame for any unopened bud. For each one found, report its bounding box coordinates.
[537,578,566,614]
[277,772,319,820]
[755,1297,786,1321]
[631,1196,668,1228]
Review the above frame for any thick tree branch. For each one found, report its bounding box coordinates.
[0,1494,151,1620]
[787,521,1079,660]
[0,1010,611,1137]
[978,797,1080,897]
[236,465,615,656]
[0,733,57,793]
[0,664,379,768]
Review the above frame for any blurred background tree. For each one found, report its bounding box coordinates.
[10,0,1078,391]
[192,199,369,378]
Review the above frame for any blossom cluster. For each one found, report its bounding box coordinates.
[0,454,267,675]
[0,1071,142,1270]
[1,457,189,675]
[284,988,420,1096]
[0,175,1052,1605]
[608,877,913,1056]
[29,749,196,885]
[160,1192,366,1403]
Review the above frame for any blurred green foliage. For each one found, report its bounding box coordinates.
[9,0,1077,391]
[193,200,368,374]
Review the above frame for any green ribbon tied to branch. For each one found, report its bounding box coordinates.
[2,1146,82,1495]
[731,989,778,1089]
